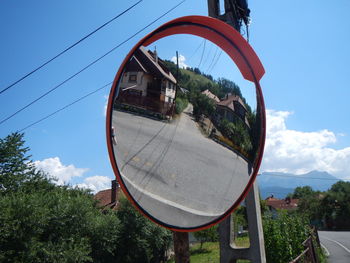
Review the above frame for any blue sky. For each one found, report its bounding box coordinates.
[1,0,350,192]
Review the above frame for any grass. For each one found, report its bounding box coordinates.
[167,242,251,263]
[234,236,250,248]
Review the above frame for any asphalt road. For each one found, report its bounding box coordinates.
[111,105,252,228]
[319,231,350,263]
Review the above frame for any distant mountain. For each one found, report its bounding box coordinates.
[257,171,340,198]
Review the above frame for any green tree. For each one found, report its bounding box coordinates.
[193,225,218,249]
[0,132,52,195]
[116,196,172,263]
[321,181,350,230]
[192,93,216,120]
[0,133,172,263]
[291,186,315,199]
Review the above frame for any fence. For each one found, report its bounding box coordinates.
[289,228,321,263]
[116,93,174,117]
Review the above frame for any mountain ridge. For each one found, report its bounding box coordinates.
[257,170,341,198]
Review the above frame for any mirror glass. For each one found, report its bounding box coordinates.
[110,34,261,229]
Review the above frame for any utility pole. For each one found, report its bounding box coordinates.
[173,232,190,263]
[207,1,266,262]
[207,0,250,38]
[172,51,190,263]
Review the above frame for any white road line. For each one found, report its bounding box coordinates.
[120,172,222,217]
[321,236,350,254]
[321,243,330,257]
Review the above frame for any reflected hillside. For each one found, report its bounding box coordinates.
[163,60,259,163]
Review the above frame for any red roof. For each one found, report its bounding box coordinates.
[217,94,247,110]
[94,184,120,210]
[266,197,299,210]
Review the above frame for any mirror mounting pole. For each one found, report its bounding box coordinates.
[206,2,267,262]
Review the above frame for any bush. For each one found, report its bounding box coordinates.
[263,211,310,263]
[175,97,188,114]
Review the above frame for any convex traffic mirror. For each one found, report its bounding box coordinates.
[106,16,266,231]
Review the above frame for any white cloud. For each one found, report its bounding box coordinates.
[76,175,111,193]
[171,54,188,69]
[103,95,109,117]
[34,157,88,185]
[262,110,350,180]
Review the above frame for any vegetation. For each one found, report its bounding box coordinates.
[289,183,350,230]
[193,225,218,249]
[263,211,310,263]
[163,60,259,161]
[0,133,172,263]
[218,119,252,154]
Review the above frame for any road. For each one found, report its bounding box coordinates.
[319,231,350,263]
[112,105,252,228]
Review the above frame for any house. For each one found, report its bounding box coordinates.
[201,89,220,103]
[265,195,299,216]
[116,46,177,117]
[94,180,120,210]
[214,94,250,127]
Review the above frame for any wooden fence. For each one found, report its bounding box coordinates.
[289,228,321,263]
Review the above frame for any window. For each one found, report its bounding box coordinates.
[129,74,137,82]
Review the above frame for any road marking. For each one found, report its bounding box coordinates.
[320,243,330,257]
[321,236,350,254]
[120,172,222,217]
[132,156,140,162]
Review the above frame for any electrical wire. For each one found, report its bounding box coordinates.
[205,46,218,73]
[197,39,206,69]
[0,0,186,126]
[186,39,205,64]
[18,82,112,132]
[0,0,143,95]
[207,50,222,74]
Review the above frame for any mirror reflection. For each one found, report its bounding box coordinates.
[111,35,261,228]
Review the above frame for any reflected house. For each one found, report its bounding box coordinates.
[201,89,220,103]
[214,94,250,128]
[117,46,177,117]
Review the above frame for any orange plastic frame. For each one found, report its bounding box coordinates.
[106,15,266,232]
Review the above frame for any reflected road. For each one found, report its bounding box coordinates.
[112,105,251,227]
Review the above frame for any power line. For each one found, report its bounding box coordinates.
[0,0,186,126]
[201,42,214,69]
[19,82,112,132]
[186,39,205,64]
[197,39,206,69]
[0,0,143,95]
[207,50,222,74]
[205,46,218,73]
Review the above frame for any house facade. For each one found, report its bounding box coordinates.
[117,46,177,117]
[214,94,250,127]
[201,89,220,103]
[265,196,299,217]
